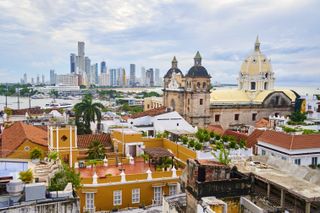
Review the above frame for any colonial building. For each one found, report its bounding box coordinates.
[163,38,298,129]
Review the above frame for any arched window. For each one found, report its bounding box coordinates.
[250,82,256,90]
[202,82,206,89]
[264,82,268,90]
[170,99,176,110]
[197,82,200,89]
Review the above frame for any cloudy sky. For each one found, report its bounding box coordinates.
[0,0,319,86]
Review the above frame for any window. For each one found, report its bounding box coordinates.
[113,190,122,206]
[261,150,266,156]
[200,99,203,105]
[234,114,239,121]
[153,187,162,205]
[251,82,256,90]
[312,157,318,165]
[24,146,30,151]
[252,113,257,121]
[85,193,95,211]
[214,114,220,122]
[188,99,190,105]
[132,188,140,204]
[197,82,200,89]
[61,135,68,141]
[275,96,280,105]
[147,104,150,109]
[202,82,206,89]
[264,82,268,90]
[281,156,287,161]
[294,159,301,165]
[169,185,177,196]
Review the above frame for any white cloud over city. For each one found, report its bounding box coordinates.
[0,0,319,85]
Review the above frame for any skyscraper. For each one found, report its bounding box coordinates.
[85,56,91,85]
[141,67,146,86]
[110,68,117,87]
[146,68,154,87]
[90,63,99,84]
[42,74,45,84]
[155,68,160,86]
[77,41,85,84]
[50,69,56,85]
[129,64,136,87]
[101,61,107,74]
[23,73,27,84]
[36,75,40,85]
[70,53,77,74]
[117,68,126,87]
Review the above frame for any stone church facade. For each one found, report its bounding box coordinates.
[163,38,298,129]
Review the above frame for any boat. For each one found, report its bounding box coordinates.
[43,101,73,110]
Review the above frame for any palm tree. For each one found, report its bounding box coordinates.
[74,94,104,134]
[87,140,106,160]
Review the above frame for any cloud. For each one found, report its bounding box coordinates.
[0,0,319,86]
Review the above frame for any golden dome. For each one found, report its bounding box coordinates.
[240,36,272,76]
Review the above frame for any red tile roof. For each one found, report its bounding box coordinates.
[129,106,167,119]
[11,107,44,116]
[258,130,320,150]
[247,129,265,149]
[77,133,112,149]
[207,125,224,136]
[223,129,248,142]
[255,118,270,128]
[1,122,48,157]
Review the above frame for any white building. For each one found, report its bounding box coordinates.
[56,74,79,86]
[256,130,320,166]
[99,72,110,86]
[127,107,195,137]
[301,94,320,121]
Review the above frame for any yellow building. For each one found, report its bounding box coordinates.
[48,125,79,168]
[0,122,48,159]
[76,129,196,212]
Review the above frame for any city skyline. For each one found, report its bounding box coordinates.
[0,1,319,86]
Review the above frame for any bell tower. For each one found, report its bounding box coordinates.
[184,51,211,127]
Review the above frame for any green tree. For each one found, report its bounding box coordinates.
[74,94,104,134]
[30,148,42,159]
[49,89,59,100]
[212,147,231,165]
[19,169,33,183]
[48,164,81,191]
[290,111,307,123]
[87,140,106,160]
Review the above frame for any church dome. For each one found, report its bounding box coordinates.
[164,56,184,78]
[185,51,211,78]
[240,36,272,76]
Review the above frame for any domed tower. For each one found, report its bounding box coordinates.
[184,51,211,127]
[239,36,275,92]
[163,56,185,114]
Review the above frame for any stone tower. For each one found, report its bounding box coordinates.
[184,51,211,127]
[163,56,185,114]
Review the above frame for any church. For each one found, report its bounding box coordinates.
[162,37,298,129]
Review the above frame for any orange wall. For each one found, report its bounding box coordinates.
[112,131,142,143]
[163,139,196,162]
[8,140,48,159]
[78,178,179,212]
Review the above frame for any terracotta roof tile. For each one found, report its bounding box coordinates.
[77,133,112,149]
[247,129,265,149]
[258,130,320,150]
[1,122,47,157]
[207,125,224,136]
[223,129,248,142]
[129,106,167,119]
[11,107,44,116]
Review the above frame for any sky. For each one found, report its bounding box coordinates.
[0,0,319,86]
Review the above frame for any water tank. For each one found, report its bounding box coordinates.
[24,183,46,201]
[6,180,24,195]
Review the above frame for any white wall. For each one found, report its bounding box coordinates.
[257,142,320,166]
[153,111,195,133]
